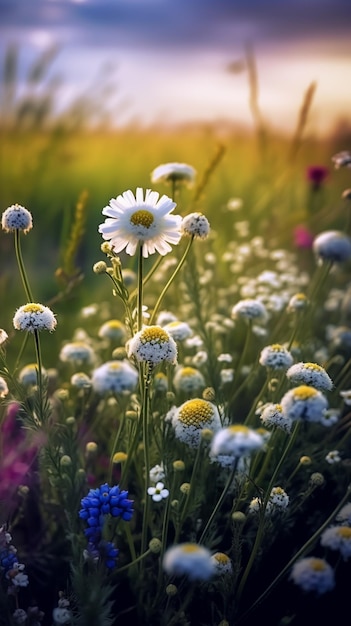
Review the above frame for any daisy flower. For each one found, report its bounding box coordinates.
[128,325,177,365]
[91,360,139,395]
[290,557,335,594]
[210,552,233,576]
[59,341,95,365]
[258,403,292,433]
[163,320,193,341]
[286,362,333,391]
[18,363,47,386]
[98,319,127,343]
[1,204,33,234]
[98,187,182,258]
[320,526,351,560]
[231,299,268,323]
[259,344,294,371]
[173,366,205,395]
[151,162,196,186]
[163,543,215,581]
[281,385,329,423]
[147,482,169,502]
[13,303,57,333]
[166,398,222,448]
[210,425,265,459]
[336,503,351,526]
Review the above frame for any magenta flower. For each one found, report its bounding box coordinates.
[293,225,314,249]
[0,403,44,514]
[306,165,329,190]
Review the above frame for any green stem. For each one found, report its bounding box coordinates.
[14,229,34,302]
[198,460,238,545]
[140,363,152,558]
[149,237,194,325]
[137,244,144,332]
[33,329,44,424]
[175,440,204,543]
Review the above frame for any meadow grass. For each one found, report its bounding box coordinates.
[1,76,351,626]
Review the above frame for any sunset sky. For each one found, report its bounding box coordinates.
[1,0,350,136]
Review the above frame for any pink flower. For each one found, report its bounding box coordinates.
[293,225,314,249]
[0,403,44,514]
[306,165,329,190]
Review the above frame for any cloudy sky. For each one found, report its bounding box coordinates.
[1,0,351,135]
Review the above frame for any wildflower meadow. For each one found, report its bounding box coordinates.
[1,50,351,626]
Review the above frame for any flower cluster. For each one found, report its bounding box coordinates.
[79,483,134,569]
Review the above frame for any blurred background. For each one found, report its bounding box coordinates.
[1,0,351,346]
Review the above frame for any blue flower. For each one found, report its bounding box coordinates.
[79,483,134,568]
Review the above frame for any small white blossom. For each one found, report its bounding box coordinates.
[313,230,351,263]
[286,362,333,391]
[181,212,210,239]
[2,204,33,233]
[290,557,335,594]
[151,162,196,186]
[13,303,57,333]
[167,399,221,448]
[147,481,169,502]
[320,526,351,560]
[91,360,138,395]
[231,299,268,323]
[259,344,294,370]
[325,450,341,464]
[163,320,193,341]
[59,341,95,365]
[210,552,233,576]
[149,464,166,483]
[332,150,351,169]
[258,403,292,433]
[128,325,177,365]
[211,425,264,459]
[281,385,329,424]
[163,543,215,581]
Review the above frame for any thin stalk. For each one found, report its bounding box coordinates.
[137,244,144,332]
[149,237,194,325]
[14,229,34,302]
[140,363,152,559]
[33,329,44,424]
[174,440,204,543]
[198,460,238,545]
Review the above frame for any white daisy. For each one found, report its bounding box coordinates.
[286,362,333,391]
[99,187,182,258]
[59,341,95,365]
[163,320,193,341]
[128,325,177,365]
[163,543,215,581]
[13,303,57,333]
[210,425,264,458]
[91,360,139,395]
[290,557,335,594]
[321,526,351,560]
[167,398,222,448]
[231,299,268,323]
[258,403,292,433]
[173,366,205,394]
[281,385,329,423]
[151,162,196,186]
[259,344,294,371]
[210,552,233,576]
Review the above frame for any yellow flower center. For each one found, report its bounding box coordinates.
[22,303,44,313]
[272,487,284,495]
[293,385,318,400]
[271,344,284,351]
[130,209,154,228]
[141,326,170,343]
[227,425,251,436]
[178,399,214,427]
[182,544,199,553]
[108,320,124,328]
[311,559,326,572]
[304,362,323,372]
[214,553,230,564]
[108,362,122,370]
[337,527,351,539]
[180,367,198,377]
